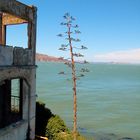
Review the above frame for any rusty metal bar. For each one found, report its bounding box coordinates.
[11,95,20,112]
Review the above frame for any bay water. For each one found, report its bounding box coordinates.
[36,62,140,139]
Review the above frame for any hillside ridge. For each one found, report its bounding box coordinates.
[36,53,65,62]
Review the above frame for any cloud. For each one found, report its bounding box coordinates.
[93,48,140,63]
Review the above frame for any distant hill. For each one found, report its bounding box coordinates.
[36,53,65,62]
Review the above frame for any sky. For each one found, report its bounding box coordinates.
[6,0,140,63]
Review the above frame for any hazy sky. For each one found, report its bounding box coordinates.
[6,0,140,63]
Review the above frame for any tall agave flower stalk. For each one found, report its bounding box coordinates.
[57,13,88,140]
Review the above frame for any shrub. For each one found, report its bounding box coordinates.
[45,115,69,139]
[35,101,53,136]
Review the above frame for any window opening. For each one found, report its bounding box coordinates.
[0,78,23,129]
[11,79,22,122]
[6,24,28,48]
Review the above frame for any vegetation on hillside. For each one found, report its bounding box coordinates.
[35,101,87,140]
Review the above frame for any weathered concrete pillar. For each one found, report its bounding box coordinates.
[28,69,36,140]
[0,13,6,45]
[0,13,2,44]
[22,80,29,121]
[2,25,6,45]
[28,6,37,65]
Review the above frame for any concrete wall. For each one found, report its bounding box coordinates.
[0,121,28,140]
[13,47,33,65]
[0,45,13,65]
[0,1,37,139]
[0,0,34,21]
[0,45,33,66]
[0,74,30,140]
[0,67,36,140]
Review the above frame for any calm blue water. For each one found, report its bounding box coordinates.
[36,62,140,139]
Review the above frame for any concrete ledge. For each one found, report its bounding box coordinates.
[0,45,33,66]
[0,45,13,66]
[13,47,33,65]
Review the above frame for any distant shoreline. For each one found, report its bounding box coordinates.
[36,53,140,65]
[36,53,66,62]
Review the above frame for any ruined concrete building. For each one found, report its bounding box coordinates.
[0,0,37,140]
